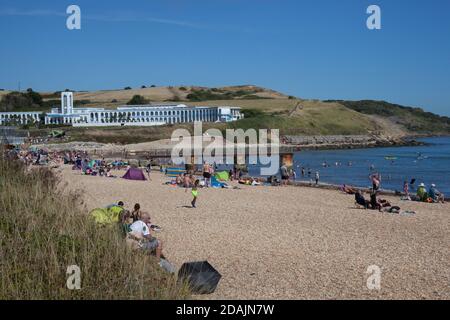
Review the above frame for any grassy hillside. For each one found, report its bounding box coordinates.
[0,154,189,299]
[327,100,450,135]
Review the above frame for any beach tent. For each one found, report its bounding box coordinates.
[214,171,229,181]
[211,176,227,188]
[122,168,147,181]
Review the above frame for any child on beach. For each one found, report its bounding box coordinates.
[190,179,200,208]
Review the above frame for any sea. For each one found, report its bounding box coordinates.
[233,136,450,195]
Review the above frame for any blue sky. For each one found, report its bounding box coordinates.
[1,0,449,116]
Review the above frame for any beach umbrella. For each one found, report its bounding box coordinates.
[177,261,221,294]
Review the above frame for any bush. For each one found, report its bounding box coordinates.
[141,85,146,89]
[127,95,149,105]
[124,87,132,90]
[179,87,187,91]
[0,155,189,299]
[241,108,265,118]
[0,91,44,112]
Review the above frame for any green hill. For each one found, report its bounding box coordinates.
[326,100,450,135]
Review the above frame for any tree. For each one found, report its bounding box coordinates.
[127,95,149,105]
[124,86,132,90]
[0,91,43,111]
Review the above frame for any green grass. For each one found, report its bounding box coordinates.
[0,153,190,299]
[328,100,450,134]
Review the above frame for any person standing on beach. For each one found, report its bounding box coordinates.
[315,171,320,185]
[280,164,289,186]
[370,173,381,191]
[203,162,211,187]
[301,167,305,177]
[145,162,152,180]
[403,181,410,199]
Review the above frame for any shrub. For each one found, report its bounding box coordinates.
[124,86,132,90]
[127,95,149,105]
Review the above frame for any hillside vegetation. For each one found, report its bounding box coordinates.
[2,85,450,142]
[0,154,189,299]
[326,100,450,134]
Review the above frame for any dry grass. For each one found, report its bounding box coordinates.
[0,152,190,299]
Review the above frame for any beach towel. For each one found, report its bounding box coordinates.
[400,210,416,216]
[90,208,121,225]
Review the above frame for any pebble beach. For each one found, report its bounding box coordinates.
[59,166,450,299]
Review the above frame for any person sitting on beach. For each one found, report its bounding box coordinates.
[342,184,357,194]
[128,212,163,260]
[428,184,445,203]
[416,183,428,202]
[355,190,369,209]
[369,191,382,211]
[131,203,142,222]
[176,174,183,186]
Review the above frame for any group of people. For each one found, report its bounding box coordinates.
[281,164,319,186]
[13,148,64,167]
[106,201,165,262]
[410,182,445,203]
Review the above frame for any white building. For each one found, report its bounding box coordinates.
[0,111,42,126]
[0,92,244,127]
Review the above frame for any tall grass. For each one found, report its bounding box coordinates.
[0,151,189,299]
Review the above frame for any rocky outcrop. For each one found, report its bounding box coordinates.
[282,135,421,150]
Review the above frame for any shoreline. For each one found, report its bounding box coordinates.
[33,134,431,155]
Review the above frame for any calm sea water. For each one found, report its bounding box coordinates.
[232,136,450,194]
